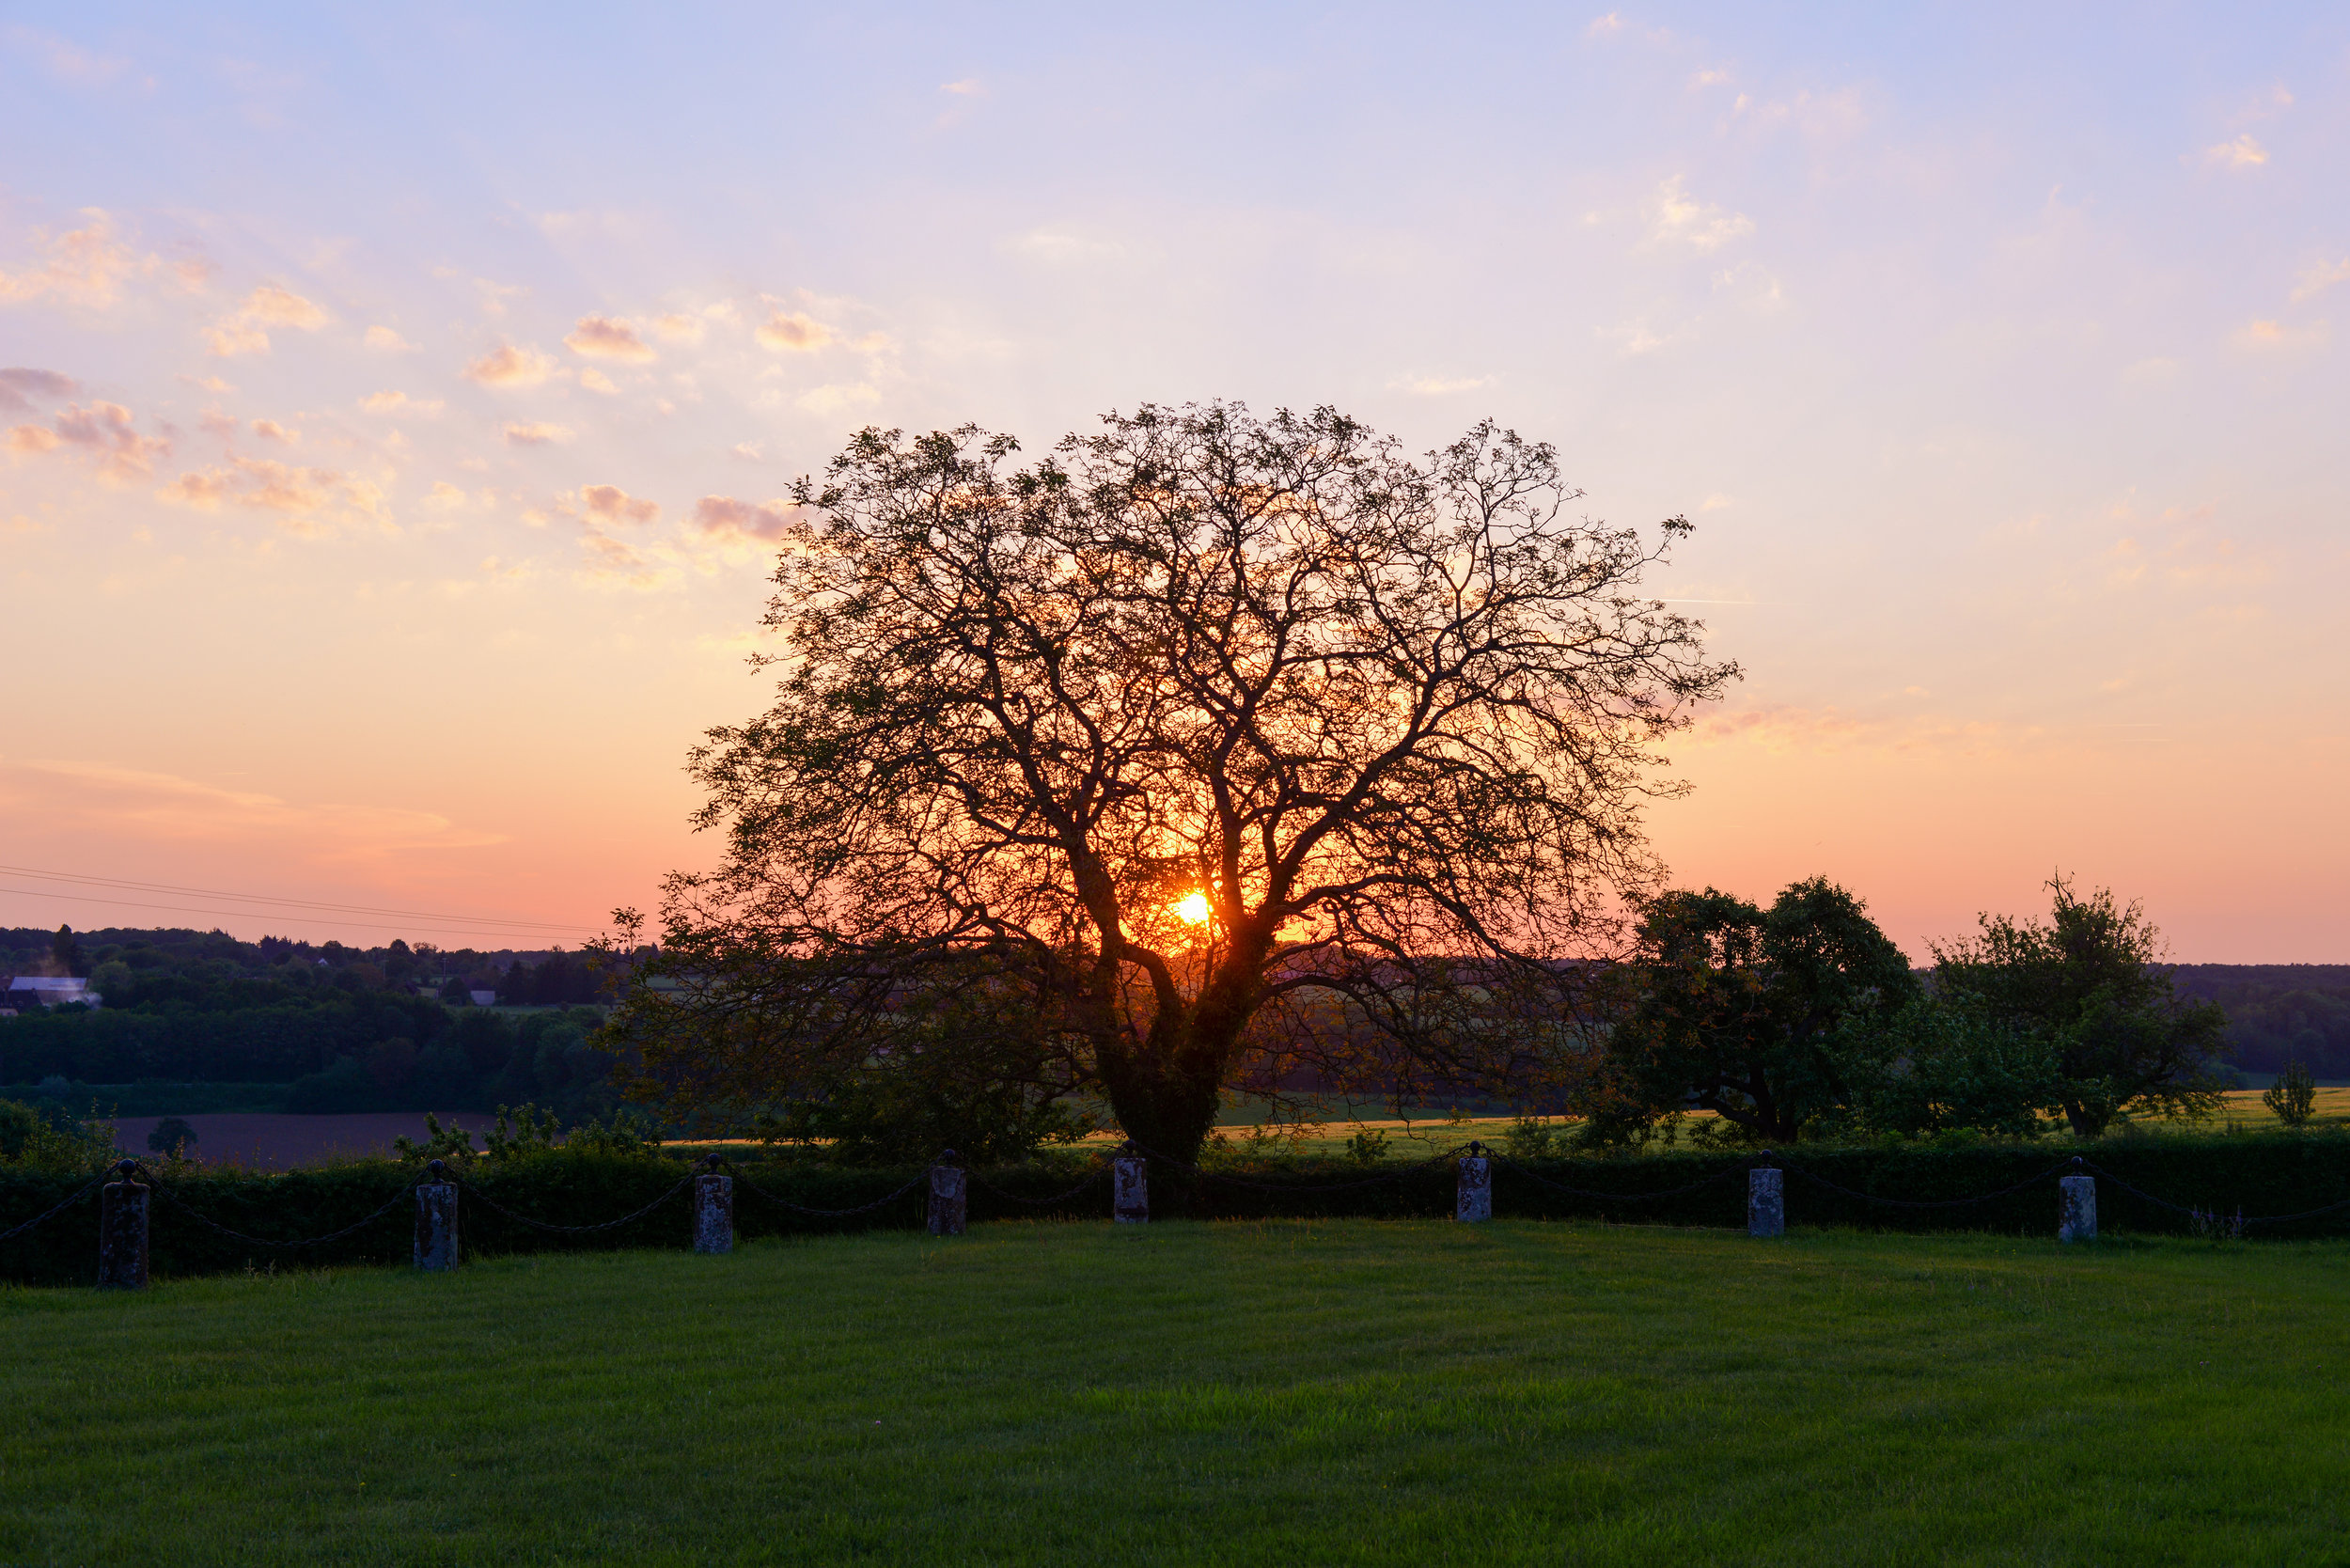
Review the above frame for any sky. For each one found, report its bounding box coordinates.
[1,3,2345,962]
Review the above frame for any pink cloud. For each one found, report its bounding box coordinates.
[503,421,574,447]
[580,483,659,524]
[691,494,795,543]
[0,367,77,414]
[0,211,149,310]
[14,400,172,478]
[564,315,655,361]
[464,342,556,387]
[155,456,389,533]
[755,310,832,352]
[205,284,330,357]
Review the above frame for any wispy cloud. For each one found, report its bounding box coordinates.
[576,483,659,525]
[2202,134,2268,170]
[8,400,169,478]
[360,390,443,416]
[364,324,416,352]
[155,456,390,534]
[1645,176,1753,252]
[502,421,574,447]
[0,211,151,310]
[1387,374,1491,395]
[2290,258,2350,304]
[205,284,330,357]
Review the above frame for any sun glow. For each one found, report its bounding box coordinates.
[1175,891,1213,925]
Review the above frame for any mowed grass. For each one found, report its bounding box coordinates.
[6,1221,2348,1566]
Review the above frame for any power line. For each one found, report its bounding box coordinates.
[0,863,601,935]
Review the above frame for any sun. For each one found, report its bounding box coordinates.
[1174,892,1213,926]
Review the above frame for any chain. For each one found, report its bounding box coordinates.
[140,1163,427,1248]
[449,1170,695,1235]
[964,1162,1113,1207]
[0,1171,110,1244]
[1774,1156,2077,1210]
[1122,1139,1468,1194]
[731,1169,930,1219]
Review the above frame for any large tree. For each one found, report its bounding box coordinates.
[1931,878,2227,1136]
[1595,878,1920,1143]
[615,402,1736,1160]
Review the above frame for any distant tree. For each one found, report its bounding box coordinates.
[51,925,85,978]
[147,1116,197,1156]
[438,976,474,1005]
[613,402,1735,1161]
[1932,878,2228,1136]
[1595,878,1919,1142]
[2263,1059,2318,1128]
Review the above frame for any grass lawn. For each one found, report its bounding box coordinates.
[5,1219,2346,1566]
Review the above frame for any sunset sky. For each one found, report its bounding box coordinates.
[3,4,2345,962]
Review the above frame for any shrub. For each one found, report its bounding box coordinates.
[2264,1060,2318,1128]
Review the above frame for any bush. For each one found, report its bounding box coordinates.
[2264,1060,2318,1128]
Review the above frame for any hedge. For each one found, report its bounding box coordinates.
[7,1132,2350,1289]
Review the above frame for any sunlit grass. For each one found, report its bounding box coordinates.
[6,1219,2347,1564]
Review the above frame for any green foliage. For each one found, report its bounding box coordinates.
[2264,1060,2318,1128]
[1601,877,1920,1142]
[1933,878,2229,1136]
[1342,1127,1390,1165]
[0,1096,115,1173]
[1841,999,2062,1139]
[1502,1115,1559,1158]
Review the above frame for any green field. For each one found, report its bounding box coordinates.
[6,1219,2346,1565]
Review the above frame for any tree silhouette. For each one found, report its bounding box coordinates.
[617,402,1736,1160]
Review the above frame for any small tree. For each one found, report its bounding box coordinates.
[147,1116,198,1157]
[614,402,1735,1161]
[1932,877,2227,1136]
[2264,1060,2318,1128]
[1595,878,1919,1142]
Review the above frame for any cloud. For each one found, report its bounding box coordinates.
[463,342,556,387]
[1586,12,1623,37]
[155,456,389,533]
[731,441,763,461]
[940,78,983,96]
[756,310,833,352]
[651,313,706,345]
[365,324,416,352]
[2202,134,2268,170]
[1646,177,1753,252]
[0,757,505,858]
[0,367,76,414]
[691,494,795,544]
[573,529,682,590]
[579,368,619,394]
[205,284,329,356]
[564,314,655,361]
[360,390,444,416]
[1690,68,1732,87]
[578,483,659,525]
[502,421,574,447]
[423,480,468,510]
[10,400,170,478]
[2232,318,2328,351]
[2291,258,2350,304]
[0,211,149,310]
[1388,374,1491,395]
[250,418,296,444]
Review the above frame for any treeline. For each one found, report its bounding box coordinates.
[0,925,643,1118]
[2172,965,2350,1077]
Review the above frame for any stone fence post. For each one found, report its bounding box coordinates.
[98,1159,149,1291]
[1748,1161,1784,1238]
[1112,1145,1148,1224]
[1456,1141,1492,1222]
[2059,1167,2096,1244]
[415,1159,460,1272]
[694,1158,733,1254]
[928,1152,967,1236]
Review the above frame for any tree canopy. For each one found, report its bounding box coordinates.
[616,402,1736,1160]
